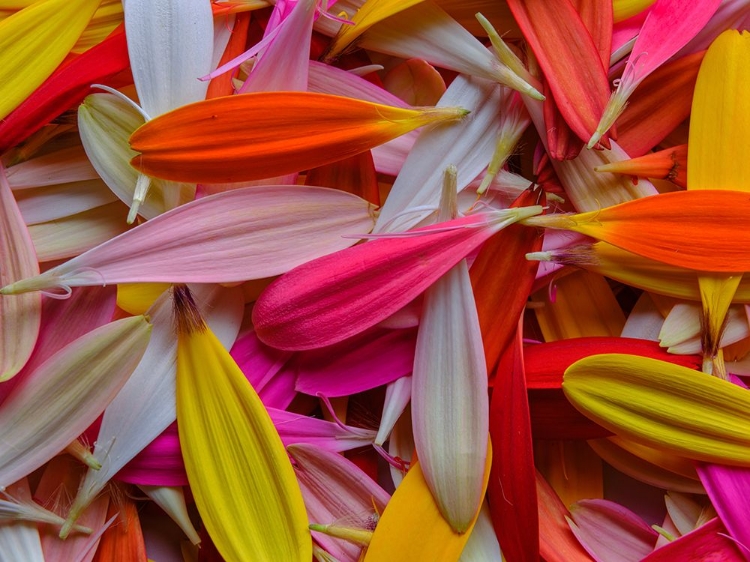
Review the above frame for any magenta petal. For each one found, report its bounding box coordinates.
[696,463,750,561]
[294,327,416,397]
[116,423,188,487]
[268,408,375,453]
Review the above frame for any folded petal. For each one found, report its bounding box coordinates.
[129,92,468,183]
[563,354,750,465]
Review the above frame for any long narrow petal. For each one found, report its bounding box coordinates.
[90,493,147,562]
[253,207,542,350]
[269,408,376,452]
[356,2,543,99]
[458,502,503,562]
[488,332,538,562]
[124,0,212,117]
[507,0,610,145]
[563,354,750,465]
[175,287,311,561]
[129,92,468,183]
[323,0,425,60]
[412,259,488,532]
[523,190,750,272]
[0,315,151,488]
[0,0,102,120]
[595,144,687,187]
[0,165,40,380]
[0,479,44,562]
[373,74,505,234]
[1,186,375,294]
[589,0,721,146]
[138,485,200,546]
[364,453,491,562]
[240,0,315,93]
[294,328,416,397]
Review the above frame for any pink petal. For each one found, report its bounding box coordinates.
[269,408,376,453]
[253,207,541,350]
[642,518,746,561]
[294,327,416,397]
[0,164,40,380]
[2,186,375,294]
[567,498,659,562]
[116,423,188,487]
[231,329,295,409]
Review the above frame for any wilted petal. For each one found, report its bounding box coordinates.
[0,165,40,380]
[2,186,375,294]
[174,286,311,561]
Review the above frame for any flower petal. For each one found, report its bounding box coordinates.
[129,92,468,183]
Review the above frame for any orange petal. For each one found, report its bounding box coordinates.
[129,92,468,183]
[523,190,750,272]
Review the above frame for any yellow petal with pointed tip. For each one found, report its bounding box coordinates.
[564,354,750,466]
[176,297,311,562]
[324,0,426,61]
[364,446,491,562]
[0,0,102,120]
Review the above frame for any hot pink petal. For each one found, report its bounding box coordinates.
[253,207,541,350]
[642,518,746,561]
[231,329,295,409]
[269,408,376,453]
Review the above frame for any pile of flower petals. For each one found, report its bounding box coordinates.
[1,0,750,560]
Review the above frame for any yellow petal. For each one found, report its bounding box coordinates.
[364,446,491,562]
[0,0,102,120]
[116,283,170,315]
[175,287,311,562]
[564,354,750,465]
[323,0,426,61]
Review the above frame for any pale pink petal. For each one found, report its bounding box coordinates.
[6,146,98,189]
[0,480,44,562]
[567,499,659,562]
[0,164,40,380]
[35,456,110,561]
[0,285,116,405]
[288,443,390,562]
[2,186,375,294]
[294,328,416,397]
[412,258,488,533]
[16,180,117,225]
[239,0,316,93]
